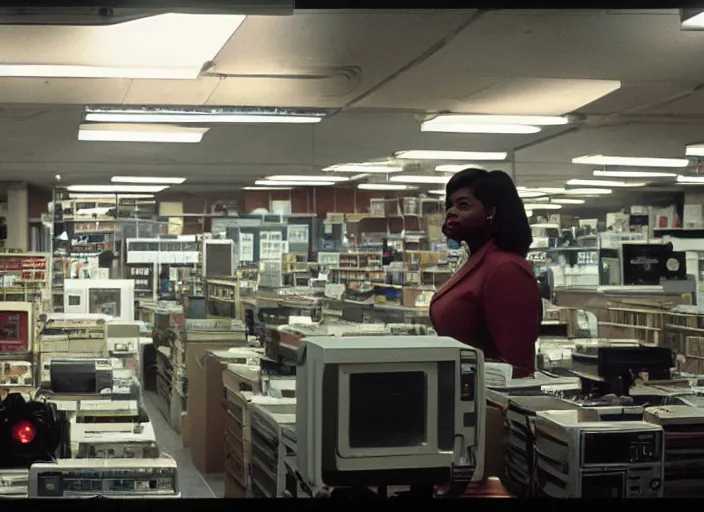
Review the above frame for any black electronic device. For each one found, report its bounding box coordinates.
[621,242,676,286]
[0,393,69,469]
[49,359,113,395]
[597,346,673,396]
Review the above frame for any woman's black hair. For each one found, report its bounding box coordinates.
[445,168,533,257]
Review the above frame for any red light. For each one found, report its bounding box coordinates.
[11,420,36,444]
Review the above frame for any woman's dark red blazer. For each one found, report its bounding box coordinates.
[429,241,542,378]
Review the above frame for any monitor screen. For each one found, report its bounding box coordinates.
[50,361,97,394]
[348,371,427,448]
[0,311,29,353]
[88,289,121,317]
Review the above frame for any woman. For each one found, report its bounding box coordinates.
[429,169,541,378]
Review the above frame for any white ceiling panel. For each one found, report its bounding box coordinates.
[206,72,355,108]
[0,10,703,193]
[213,12,473,106]
[123,78,221,105]
[452,78,621,116]
[412,10,704,82]
[0,78,131,104]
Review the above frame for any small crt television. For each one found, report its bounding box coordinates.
[0,302,33,354]
[296,336,485,488]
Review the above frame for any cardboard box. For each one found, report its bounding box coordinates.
[188,343,257,474]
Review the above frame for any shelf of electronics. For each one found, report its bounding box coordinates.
[0,298,186,499]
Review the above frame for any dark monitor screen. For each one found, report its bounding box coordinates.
[348,371,427,448]
[50,362,96,394]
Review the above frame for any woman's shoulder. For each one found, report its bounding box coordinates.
[484,247,534,274]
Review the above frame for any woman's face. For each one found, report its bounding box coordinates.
[443,186,489,242]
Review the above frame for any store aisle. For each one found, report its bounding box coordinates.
[143,391,224,498]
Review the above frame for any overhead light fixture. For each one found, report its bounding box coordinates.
[323,164,403,173]
[572,155,689,168]
[394,150,507,161]
[85,106,327,124]
[518,190,549,198]
[435,164,465,173]
[593,170,678,178]
[686,144,704,156]
[676,175,704,184]
[78,124,208,143]
[551,198,585,205]
[255,180,333,187]
[358,184,410,191]
[566,179,645,188]
[111,177,186,184]
[68,193,155,199]
[528,187,567,195]
[427,190,446,195]
[421,114,568,135]
[265,175,349,182]
[0,65,204,80]
[565,188,612,195]
[389,175,451,184]
[243,186,293,191]
[67,185,169,193]
[681,9,704,29]
[0,14,246,79]
[524,203,562,210]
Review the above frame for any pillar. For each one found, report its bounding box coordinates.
[7,182,28,251]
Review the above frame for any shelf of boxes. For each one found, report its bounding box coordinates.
[0,252,50,304]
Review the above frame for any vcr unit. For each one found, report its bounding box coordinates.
[534,410,664,498]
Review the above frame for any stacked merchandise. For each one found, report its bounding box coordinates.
[0,302,37,389]
[222,364,261,498]
[503,396,579,497]
[38,313,109,386]
[151,303,247,430]
[249,398,297,498]
[644,406,704,497]
[105,322,142,396]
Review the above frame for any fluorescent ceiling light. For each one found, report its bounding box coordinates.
[422,115,568,133]
[593,170,677,178]
[255,180,333,187]
[524,203,562,210]
[358,184,410,191]
[435,164,473,173]
[323,164,403,173]
[243,186,292,191]
[389,175,451,184]
[395,150,507,161]
[686,144,704,156]
[551,198,585,205]
[572,154,689,168]
[518,190,548,198]
[532,188,567,194]
[428,190,446,195]
[422,122,540,135]
[566,179,645,188]
[0,14,246,80]
[676,175,704,184]
[565,188,612,195]
[681,10,704,29]
[67,185,169,193]
[85,107,325,124]
[68,193,155,199]
[0,65,203,80]
[79,124,208,143]
[265,175,349,182]
[428,115,569,126]
[111,176,186,184]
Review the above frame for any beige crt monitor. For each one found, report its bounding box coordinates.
[296,335,485,489]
